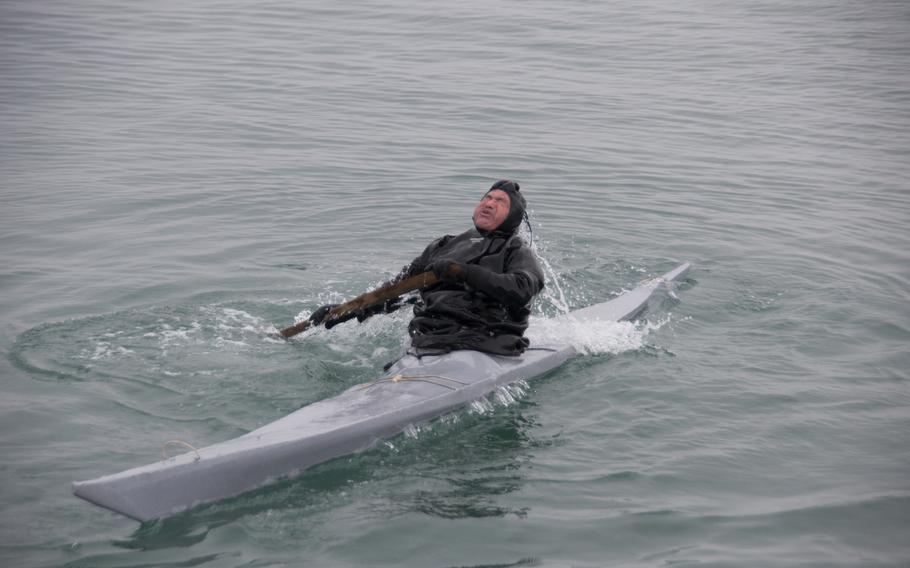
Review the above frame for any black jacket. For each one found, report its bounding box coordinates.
[398,228,545,356]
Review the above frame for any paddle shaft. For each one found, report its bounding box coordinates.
[279,271,439,338]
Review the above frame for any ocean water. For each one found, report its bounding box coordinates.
[2,0,909,566]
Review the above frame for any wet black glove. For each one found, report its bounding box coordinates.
[354,297,404,322]
[311,298,406,330]
[309,304,338,326]
[438,262,512,303]
[310,304,358,329]
[430,259,468,282]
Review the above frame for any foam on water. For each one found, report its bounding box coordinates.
[527,314,667,357]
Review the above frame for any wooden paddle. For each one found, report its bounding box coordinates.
[279,271,440,338]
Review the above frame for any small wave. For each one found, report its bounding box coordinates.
[10,302,297,387]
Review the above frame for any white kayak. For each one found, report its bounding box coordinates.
[73,262,690,521]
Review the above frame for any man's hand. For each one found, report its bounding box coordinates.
[310,298,404,329]
[430,259,467,282]
[310,304,356,329]
[309,304,338,325]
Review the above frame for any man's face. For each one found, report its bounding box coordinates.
[473,189,511,232]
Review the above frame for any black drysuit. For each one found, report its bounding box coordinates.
[397,228,545,356]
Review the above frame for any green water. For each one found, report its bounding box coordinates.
[2,1,909,566]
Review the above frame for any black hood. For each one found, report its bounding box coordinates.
[477,179,526,236]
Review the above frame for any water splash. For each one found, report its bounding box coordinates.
[536,250,573,316]
[527,315,670,357]
[524,224,573,317]
[380,380,531,448]
[469,397,496,415]
[140,306,281,350]
[12,303,294,385]
[493,381,529,407]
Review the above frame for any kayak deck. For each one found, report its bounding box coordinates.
[73,262,690,521]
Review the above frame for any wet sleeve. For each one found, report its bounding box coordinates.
[461,247,545,307]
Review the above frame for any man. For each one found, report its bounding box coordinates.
[312,180,545,356]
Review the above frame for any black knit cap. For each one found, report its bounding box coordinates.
[484,179,526,235]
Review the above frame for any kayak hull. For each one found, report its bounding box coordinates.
[73,263,690,521]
